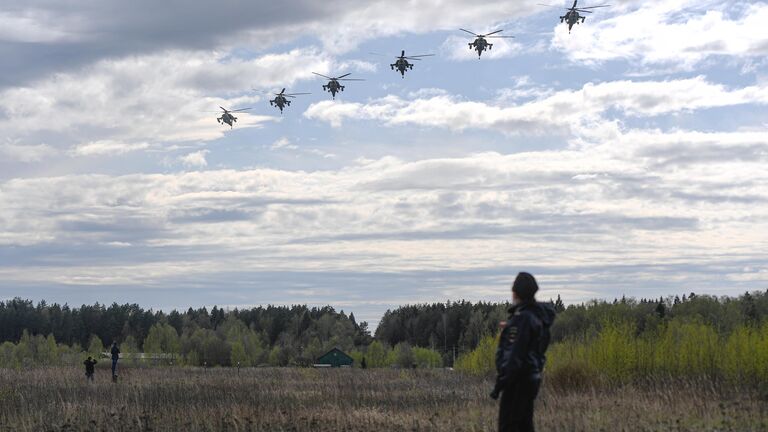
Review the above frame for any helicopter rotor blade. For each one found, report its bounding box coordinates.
[284,93,312,96]
[573,0,578,8]
[485,29,505,36]
[575,9,594,13]
[459,28,479,36]
[335,73,352,79]
[576,4,610,9]
[312,72,334,80]
[230,108,252,112]
[280,88,286,94]
[401,50,405,57]
[486,36,515,38]
[405,54,435,58]
[338,79,365,81]
[219,106,229,112]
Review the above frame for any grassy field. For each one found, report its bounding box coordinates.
[0,367,766,431]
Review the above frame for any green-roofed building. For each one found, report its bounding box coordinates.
[315,348,354,368]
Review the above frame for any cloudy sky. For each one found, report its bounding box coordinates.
[1,0,767,326]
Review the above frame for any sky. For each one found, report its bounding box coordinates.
[1,0,767,327]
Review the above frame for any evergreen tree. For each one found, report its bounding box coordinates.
[554,295,566,313]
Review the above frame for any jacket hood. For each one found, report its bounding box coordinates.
[509,301,556,328]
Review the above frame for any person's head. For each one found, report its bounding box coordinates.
[87,356,92,360]
[112,341,117,347]
[512,272,539,304]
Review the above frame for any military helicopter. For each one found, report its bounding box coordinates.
[459,29,515,59]
[215,106,251,129]
[312,72,364,99]
[390,50,435,78]
[269,88,311,114]
[539,0,610,33]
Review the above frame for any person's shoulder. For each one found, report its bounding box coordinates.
[515,306,544,327]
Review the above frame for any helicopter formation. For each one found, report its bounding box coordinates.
[218,2,611,125]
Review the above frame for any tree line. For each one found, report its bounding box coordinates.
[376,291,768,355]
[0,300,373,367]
[2,290,767,370]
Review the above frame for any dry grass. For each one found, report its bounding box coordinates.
[0,367,766,431]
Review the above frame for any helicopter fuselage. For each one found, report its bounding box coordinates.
[270,95,290,113]
[469,37,492,58]
[391,58,414,77]
[323,80,344,99]
[561,10,585,32]
[217,112,236,128]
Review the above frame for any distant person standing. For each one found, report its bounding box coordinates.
[491,272,556,432]
[83,356,97,382]
[110,341,120,380]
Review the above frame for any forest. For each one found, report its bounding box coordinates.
[1,290,767,376]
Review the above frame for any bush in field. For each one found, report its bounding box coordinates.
[412,347,443,368]
[454,335,496,375]
[143,323,180,354]
[364,340,390,368]
[86,334,104,357]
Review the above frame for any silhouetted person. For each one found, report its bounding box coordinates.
[110,341,120,379]
[83,356,97,382]
[361,356,367,369]
[491,272,556,432]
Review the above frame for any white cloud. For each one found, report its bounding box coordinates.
[271,137,299,151]
[0,142,57,162]
[0,48,328,155]
[551,0,768,70]
[71,140,150,156]
[305,77,768,132]
[179,150,210,168]
[0,10,79,43]
[308,0,544,53]
[1,128,767,312]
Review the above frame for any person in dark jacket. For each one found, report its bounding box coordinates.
[110,341,120,379]
[83,356,97,382]
[491,272,556,432]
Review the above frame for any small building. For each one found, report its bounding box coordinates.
[314,348,354,368]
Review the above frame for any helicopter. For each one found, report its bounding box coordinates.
[269,88,311,114]
[390,50,435,78]
[216,106,251,129]
[459,29,515,59]
[539,0,610,33]
[312,72,364,99]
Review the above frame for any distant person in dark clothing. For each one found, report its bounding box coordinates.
[491,272,556,432]
[110,342,120,378]
[83,356,97,382]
